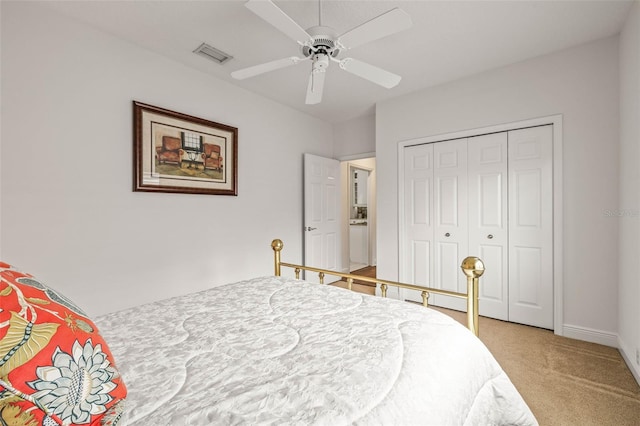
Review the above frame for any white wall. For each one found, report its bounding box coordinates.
[0,2,333,316]
[335,114,377,273]
[618,1,640,381]
[334,114,375,158]
[377,36,620,342]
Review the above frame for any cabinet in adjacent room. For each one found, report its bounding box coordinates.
[349,224,368,267]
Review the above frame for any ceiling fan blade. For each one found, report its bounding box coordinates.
[305,70,326,105]
[337,8,412,50]
[245,0,313,44]
[339,58,401,89]
[231,56,304,80]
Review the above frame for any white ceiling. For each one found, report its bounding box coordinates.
[44,0,633,124]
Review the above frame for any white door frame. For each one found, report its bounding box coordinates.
[398,115,564,336]
[349,163,373,268]
[338,153,377,274]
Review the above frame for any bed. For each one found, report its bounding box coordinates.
[1,240,537,425]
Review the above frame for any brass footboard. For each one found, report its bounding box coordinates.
[271,239,484,337]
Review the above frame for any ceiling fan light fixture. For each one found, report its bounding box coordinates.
[237,0,412,104]
[194,43,233,65]
[312,53,329,70]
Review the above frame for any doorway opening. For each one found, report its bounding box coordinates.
[340,157,376,275]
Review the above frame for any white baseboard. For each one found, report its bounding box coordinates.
[618,338,640,386]
[562,323,618,348]
[563,326,640,386]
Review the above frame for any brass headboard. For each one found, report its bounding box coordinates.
[271,239,484,337]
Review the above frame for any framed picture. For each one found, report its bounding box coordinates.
[133,101,238,195]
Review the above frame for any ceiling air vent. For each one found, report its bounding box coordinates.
[194,43,233,65]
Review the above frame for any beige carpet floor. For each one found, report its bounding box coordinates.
[434,307,640,426]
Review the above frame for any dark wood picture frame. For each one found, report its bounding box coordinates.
[133,101,238,195]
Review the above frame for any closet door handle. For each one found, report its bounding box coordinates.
[444,232,450,237]
[487,234,494,239]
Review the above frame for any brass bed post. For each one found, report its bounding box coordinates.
[272,239,283,276]
[421,291,429,308]
[461,257,485,337]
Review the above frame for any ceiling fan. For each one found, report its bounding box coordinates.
[231,0,412,105]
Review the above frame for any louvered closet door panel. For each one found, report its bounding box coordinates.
[468,132,509,321]
[431,139,468,311]
[508,125,553,329]
[401,144,434,302]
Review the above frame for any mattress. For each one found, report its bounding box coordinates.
[95,276,537,425]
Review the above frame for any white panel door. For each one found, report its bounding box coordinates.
[400,144,434,301]
[508,126,553,328]
[468,133,509,320]
[304,153,341,280]
[399,124,554,328]
[431,139,468,310]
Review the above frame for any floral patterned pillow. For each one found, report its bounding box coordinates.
[0,262,127,425]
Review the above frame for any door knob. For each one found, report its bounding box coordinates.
[487,234,494,239]
[444,232,450,237]
[306,227,317,231]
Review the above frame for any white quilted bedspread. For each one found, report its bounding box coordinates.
[95,276,537,425]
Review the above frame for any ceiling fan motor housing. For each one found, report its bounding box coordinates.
[302,26,340,58]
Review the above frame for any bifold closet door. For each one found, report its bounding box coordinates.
[400,143,434,298]
[508,126,554,329]
[431,139,468,311]
[467,133,509,321]
[401,140,469,309]
[400,125,553,328]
